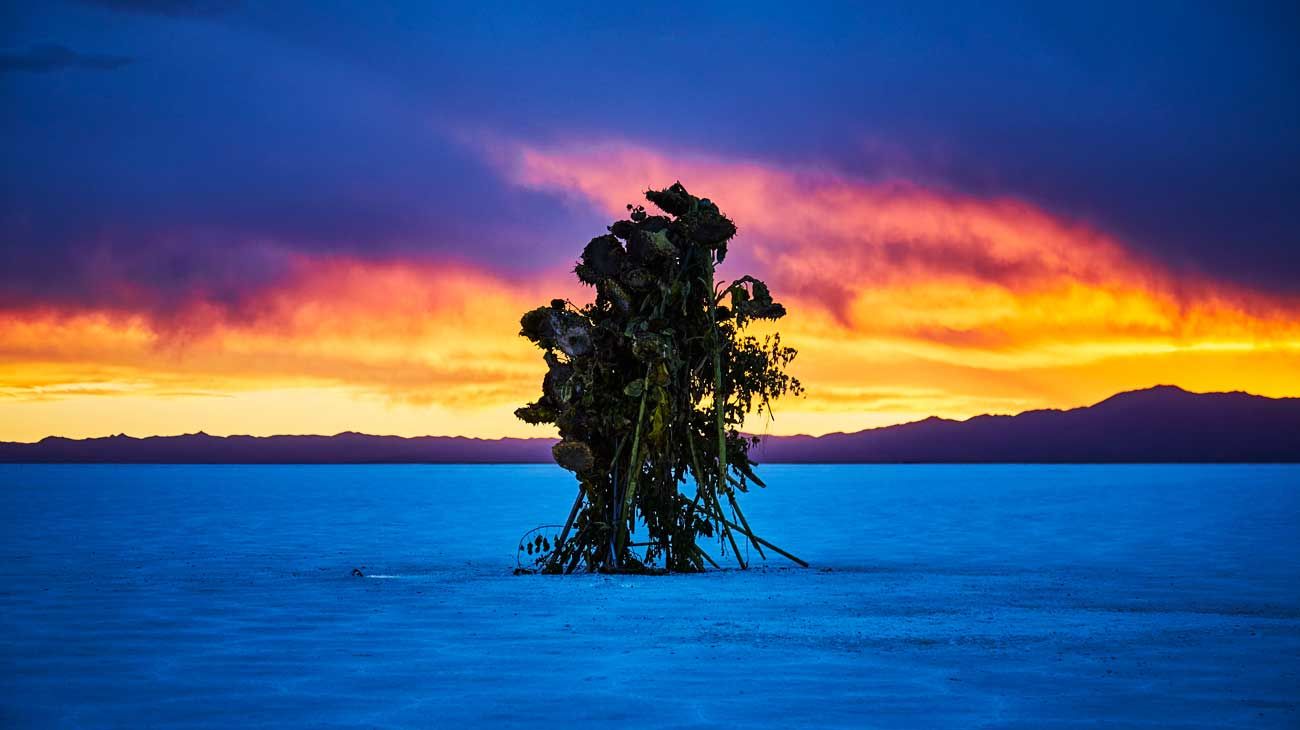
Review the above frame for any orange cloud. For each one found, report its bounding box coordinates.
[0,256,577,440]
[3,140,1299,442]
[494,139,1300,433]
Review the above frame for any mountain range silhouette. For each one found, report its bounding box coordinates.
[2,386,1296,463]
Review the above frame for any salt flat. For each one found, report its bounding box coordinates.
[1,464,1296,728]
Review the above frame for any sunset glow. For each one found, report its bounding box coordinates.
[3,139,1298,441]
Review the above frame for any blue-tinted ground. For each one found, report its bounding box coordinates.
[0,464,1297,728]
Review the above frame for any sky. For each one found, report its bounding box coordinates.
[2,0,1299,441]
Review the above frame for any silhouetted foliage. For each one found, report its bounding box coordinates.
[516,183,803,573]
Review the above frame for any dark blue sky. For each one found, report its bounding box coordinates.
[3,0,1298,314]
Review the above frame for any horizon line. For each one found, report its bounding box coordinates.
[5,383,1291,445]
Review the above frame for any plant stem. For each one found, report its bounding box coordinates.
[710,490,746,569]
[706,256,728,511]
[724,487,767,561]
[549,485,585,572]
[615,365,653,561]
[703,255,743,568]
[695,544,722,570]
[695,502,808,568]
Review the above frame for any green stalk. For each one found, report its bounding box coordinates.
[686,430,709,513]
[711,490,746,569]
[705,256,728,534]
[724,487,766,561]
[615,365,653,559]
[694,544,722,570]
[701,255,745,569]
[688,429,741,568]
[695,502,808,568]
[548,485,586,572]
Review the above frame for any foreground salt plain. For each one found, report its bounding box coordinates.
[1,464,1297,728]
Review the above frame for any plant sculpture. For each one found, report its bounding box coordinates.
[515,182,804,573]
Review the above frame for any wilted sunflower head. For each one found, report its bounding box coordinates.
[552,440,596,473]
[576,234,626,285]
[645,181,695,217]
[519,304,593,358]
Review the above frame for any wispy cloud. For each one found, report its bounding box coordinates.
[77,0,241,17]
[0,44,133,73]
[494,138,1300,357]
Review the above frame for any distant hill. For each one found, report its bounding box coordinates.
[0,432,555,464]
[1,386,1296,463]
[750,385,1300,463]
